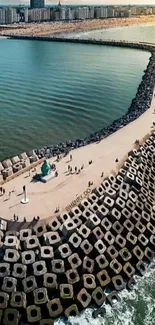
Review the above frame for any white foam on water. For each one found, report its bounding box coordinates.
[54,261,155,325]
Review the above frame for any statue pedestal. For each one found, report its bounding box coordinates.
[40,171,55,183]
[21,198,29,204]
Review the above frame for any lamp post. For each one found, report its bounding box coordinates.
[21,185,29,204]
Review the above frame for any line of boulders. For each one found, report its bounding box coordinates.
[35,51,155,160]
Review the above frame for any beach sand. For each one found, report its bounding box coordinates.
[1,16,155,37]
[1,90,155,222]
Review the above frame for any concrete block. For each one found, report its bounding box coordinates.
[86,214,100,230]
[115,197,125,211]
[119,168,126,177]
[122,207,131,220]
[92,286,106,306]
[71,206,82,218]
[82,274,96,290]
[0,292,9,309]
[60,283,73,300]
[119,189,128,201]
[144,247,154,262]
[112,182,120,191]
[91,226,104,242]
[59,212,71,224]
[102,179,111,191]
[144,202,152,214]
[138,192,146,203]
[96,206,109,219]
[132,245,144,262]
[116,175,123,185]
[112,221,123,235]
[82,209,92,221]
[6,230,19,237]
[115,234,126,249]
[62,220,77,237]
[43,273,58,289]
[64,304,80,318]
[124,172,135,185]
[4,235,19,250]
[69,233,82,248]
[44,232,61,249]
[47,298,63,318]
[2,276,17,293]
[40,320,54,325]
[76,288,91,309]
[119,247,132,263]
[19,152,28,160]
[22,275,38,293]
[3,309,19,325]
[21,250,36,265]
[57,244,72,259]
[68,253,82,270]
[78,224,91,239]
[123,262,135,278]
[129,190,138,203]
[136,200,144,213]
[82,256,94,274]
[10,292,26,308]
[136,260,147,276]
[96,269,111,287]
[27,305,41,323]
[109,259,122,275]
[131,210,141,224]
[127,277,136,290]
[90,202,100,214]
[95,255,109,271]
[4,248,20,263]
[104,231,115,246]
[103,196,114,210]
[123,220,134,233]
[135,221,146,235]
[40,246,54,260]
[94,239,106,255]
[107,290,121,306]
[105,188,117,198]
[29,155,38,163]
[101,217,112,232]
[12,163,22,173]
[2,159,12,168]
[20,229,32,241]
[146,222,155,236]
[0,263,10,277]
[72,216,82,228]
[33,287,48,305]
[88,193,98,204]
[112,275,126,291]
[129,167,137,176]
[94,185,105,197]
[126,232,137,250]
[147,196,154,206]
[123,161,130,170]
[138,234,149,249]
[141,187,148,197]
[79,198,91,211]
[33,222,47,238]
[51,259,65,274]
[66,269,80,285]
[80,239,93,255]
[24,235,39,250]
[12,263,27,279]
[126,200,135,212]
[33,260,47,276]
[106,245,118,261]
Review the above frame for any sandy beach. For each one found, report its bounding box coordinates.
[0,87,155,222]
[1,15,155,37]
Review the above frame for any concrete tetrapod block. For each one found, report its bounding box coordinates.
[107,290,121,306]
[33,260,47,276]
[64,304,80,318]
[62,220,77,237]
[132,245,144,263]
[3,308,19,325]
[101,217,112,232]
[92,286,106,307]
[123,262,135,279]
[33,222,47,238]
[21,250,36,265]
[10,292,26,308]
[40,320,54,325]
[4,248,20,263]
[96,206,109,220]
[43,273,58,290]
[82,274,96,291]
[126,232,137,250]
[104,231,115,246]
[12,263,27,279]
[0,292,9,309]
[4,235,19,250]
[118,247,132,264]
[57,244,72,259]
[80,239,93,256]
[95,255,109,271]
[0,263,10,277]
[144,247,154,262]
[22,275,38,293]
[66,269,80,285]
[138,234,149,249]
[47,298,63,318]
[76,288,91,309]
[94,240,106,255]
[33,287,49,305]
[68,253,82,270]
[40,246,54,260]
[109,259,122,276]
[27,305,42,323]
[44,232,61,250]
[2,276,17,293]
[112,275,126,291]
[82,256,94,274]
[77,224,91,239]
[20,229,32,242]
[51,259,65,274]
[115,234,126,250]
[60,284,74,300]
[24,235,40,250]
[86,214,101,230]
[136,260,147,276]
[96,269,111,287]
[69,233,82,249]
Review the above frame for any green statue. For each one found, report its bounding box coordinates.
[41,160,50,176]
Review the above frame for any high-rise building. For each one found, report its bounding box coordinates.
[30,0,45,9]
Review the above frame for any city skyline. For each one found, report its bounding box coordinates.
[1,0,155,6]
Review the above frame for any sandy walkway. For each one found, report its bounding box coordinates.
[0,91,155,222]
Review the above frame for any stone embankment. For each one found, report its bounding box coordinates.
[0,132,155,324]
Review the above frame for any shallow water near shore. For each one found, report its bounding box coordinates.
[0,38,150,160]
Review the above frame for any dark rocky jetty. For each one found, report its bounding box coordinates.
[0,132,155,324]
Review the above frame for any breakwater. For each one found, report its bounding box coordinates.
[0,131,155,324]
